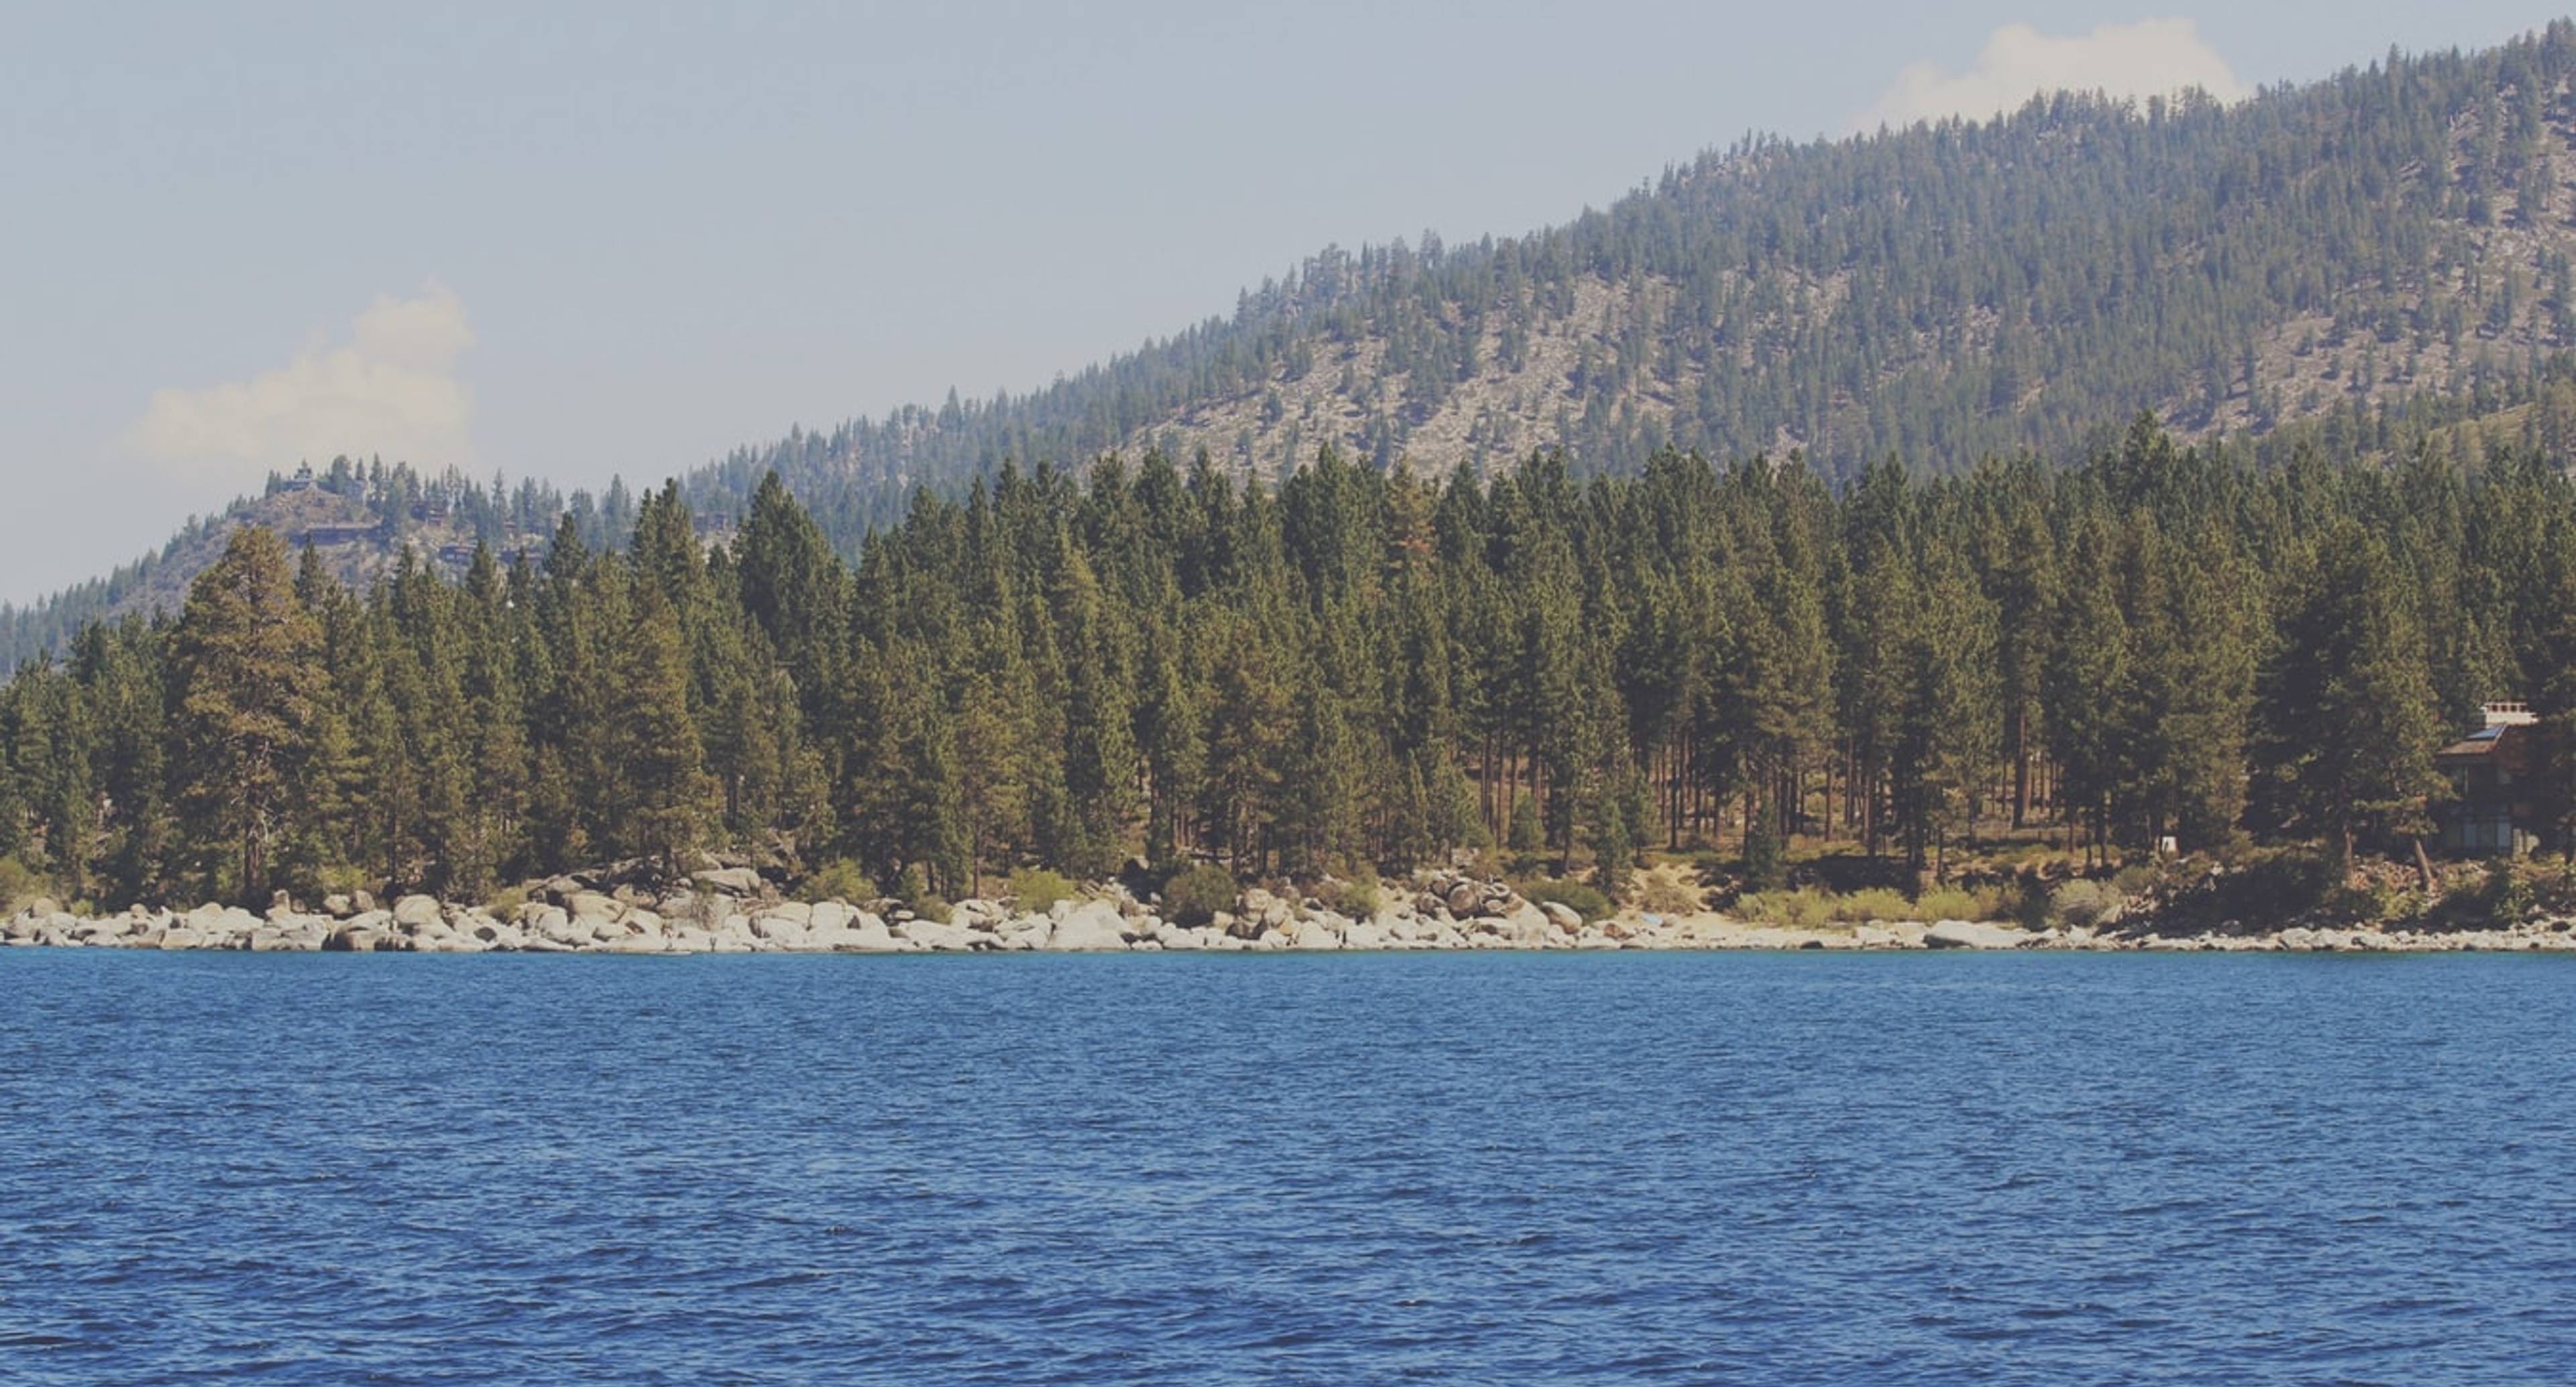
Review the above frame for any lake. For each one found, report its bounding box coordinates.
[2,950,2571,1384]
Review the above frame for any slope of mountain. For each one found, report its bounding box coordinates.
[679,24,2576,536]
[0,461,625,673]
[13,23,2576,669]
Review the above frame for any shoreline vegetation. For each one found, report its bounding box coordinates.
[11,858,2576,956]
[19,416,2576,943]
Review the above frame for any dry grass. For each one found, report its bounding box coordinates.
[1733,883,2025,928]
[1631,863,1708,916]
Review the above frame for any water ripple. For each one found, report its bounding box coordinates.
[2,951,2572,1384]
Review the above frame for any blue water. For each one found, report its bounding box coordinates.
[2,953,2572,1385]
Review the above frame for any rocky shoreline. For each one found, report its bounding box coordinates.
[10,869,2576,955]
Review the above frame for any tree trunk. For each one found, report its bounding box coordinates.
[2011,709,2030,828]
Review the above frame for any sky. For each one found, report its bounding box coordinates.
[0,2,2562,603]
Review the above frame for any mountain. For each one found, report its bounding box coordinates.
[13,22,2576,669]
[675,24,2576,534]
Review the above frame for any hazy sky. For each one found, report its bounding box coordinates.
[0,2,2560,602]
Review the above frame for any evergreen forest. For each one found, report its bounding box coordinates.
[4,414,2570,911]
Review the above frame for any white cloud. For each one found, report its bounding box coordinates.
[129,282,475,478]
[1853,18,2248,132]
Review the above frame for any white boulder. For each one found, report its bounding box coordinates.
[894,918,979,950]
[1290,917,1343,950]
[1923,919,2027,950]
[1047,901,1130,951]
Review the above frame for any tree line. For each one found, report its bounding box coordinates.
[5,415,2574,909]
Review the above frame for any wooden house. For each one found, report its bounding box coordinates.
[2434,702,2541,855]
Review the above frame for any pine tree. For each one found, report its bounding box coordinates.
[453,545,530,895]
[166,526,323,901]
[1132,612,1205,869]
[2046,511,2131,863]
[2156,521,2259,850]
[284,549,368,891]
[2254,522,2447,859]
[384,550,470,889]
[612,586,715,874]
[1978,471,2059,827]
[1050,537,1140,878]
[1279,686,1364,875]
[1889,540,2000,877]
[1200,606,1294,873]
[68,619,170,904]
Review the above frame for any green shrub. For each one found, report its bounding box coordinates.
[1520,876,1612,923]
[1007,867,1079,916]
[799,859,879,904]
[2477,858,2533,926]
[1840,887,1916,922]
[1985,841,2063,869]
[1633,869,1707,916]
[1162,864,1238,927]
[1506,797,1544,852]
[2318,881,2385,922]
[2214,848,2337,919]
[309,862,369,899]
[879,862,952,921]
[1452,846,1499,883]
[1919,883,2023,922]
[1316,867,1382,919]
[2368,884,2426,923]
[2049,879,2125,928]
[2111,863,2161,896]
[1742,804,1787,891]
[1733,887,1833,929]
[485,886,528,919]
[0,855,52,913]
[1459,813,1496,852]
[1733,882,2024,927]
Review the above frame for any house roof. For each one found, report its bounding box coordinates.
[2437,721,2534,765]
[2437,733,2502,759]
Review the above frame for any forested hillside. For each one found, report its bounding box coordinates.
[7,410,2575,911]
[0,458,637,675]
[682,24,2576,537]
[16,25,2576,673]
